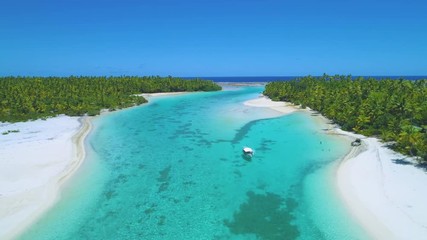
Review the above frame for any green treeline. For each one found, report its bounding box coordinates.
[264,75,427,162]
[0,76,221,122]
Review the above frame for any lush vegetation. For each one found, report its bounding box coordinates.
[264,75,427,162]
[0,76,221,122]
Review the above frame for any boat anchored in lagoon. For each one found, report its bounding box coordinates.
[242,147,254,160]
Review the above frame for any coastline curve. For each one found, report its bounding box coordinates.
[0,116,92,240]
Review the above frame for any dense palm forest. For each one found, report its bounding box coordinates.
[0,76,221,122]
[264,75,427,162]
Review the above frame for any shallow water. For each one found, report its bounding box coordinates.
[20,87,369,239]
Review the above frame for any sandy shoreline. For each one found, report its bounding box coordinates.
[244,95,427,239]
[0,91,191,239]
[138,92,188,99]
[244,95,299,115]
[0,116,91,240]
[336,131,427,240]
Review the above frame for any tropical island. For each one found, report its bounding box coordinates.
[1,75,427,240]
[0,76,223,239]
[2,0,426,238]
[264,75,427,162]
[0,76,221,122]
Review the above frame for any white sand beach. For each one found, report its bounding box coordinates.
[336,130,427,240]
[244,95,427,240]
[0,91,189,239]
[139,92,188,99]
[0,116,91,240]
[244,95,299,115]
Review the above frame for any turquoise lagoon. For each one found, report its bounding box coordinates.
[20,87,369,239]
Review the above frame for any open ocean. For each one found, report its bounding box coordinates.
[20,86,370,239]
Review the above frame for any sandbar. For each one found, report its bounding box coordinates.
[244,95,299,115]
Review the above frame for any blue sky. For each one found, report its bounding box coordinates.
[1,0,426,76]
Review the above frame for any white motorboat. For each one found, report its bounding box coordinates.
[242,147,254,157]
